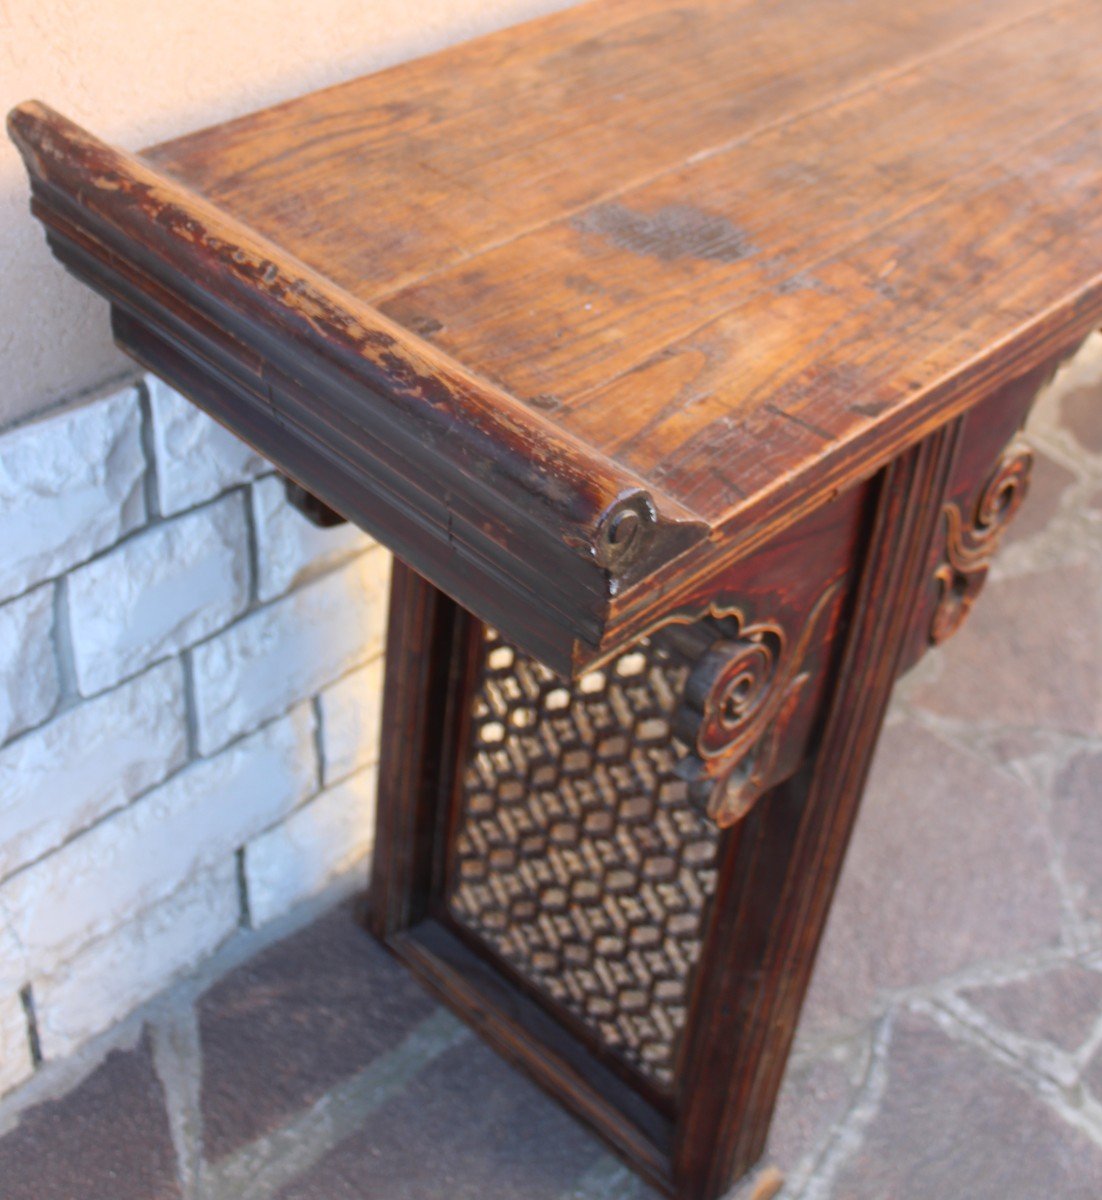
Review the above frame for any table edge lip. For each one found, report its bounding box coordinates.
[10,100,1102,674]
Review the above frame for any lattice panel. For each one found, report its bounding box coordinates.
[445,627,720,1090]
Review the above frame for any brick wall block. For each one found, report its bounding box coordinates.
[0,584,59,745]
[0,661,187,880]
[252,474,373,602]
[0,706,315,970]
[0,387,145,602]
[0,910,31,1095]
[0,920,24,995]
[192,553,389,755]
[318,657,384,784]
[68,492,250,695]
[34,861,239,1061]
[245,766,377,927]
[148,376,268,516]
[0,991,32,1098]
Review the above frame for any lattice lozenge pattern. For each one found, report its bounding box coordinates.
[446,627,720,1089]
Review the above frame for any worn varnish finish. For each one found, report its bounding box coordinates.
[11,0,1102,671]
[9,1,1101,1196]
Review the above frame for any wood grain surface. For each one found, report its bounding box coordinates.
[10,0,1102,671]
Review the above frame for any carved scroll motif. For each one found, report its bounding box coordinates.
[669,583,840,828]
[931,441,1033,645]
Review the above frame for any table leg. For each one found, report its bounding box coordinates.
[369,352,1073,1200]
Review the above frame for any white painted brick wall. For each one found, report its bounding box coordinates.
[0,661,187,879]
[0,585,59,744]
[318,657,385,784]
[0,707,316,970]
[0,371,390,1094]
[0,920,23,995]
[0,922,32,1094]
[34,861,239,1059]
[148,377,268,516]
[0,992,32,1096]
[252,474,373,601]
[0,387,145,602]
[67,492,250,695]
[245,766,378,927]
[192,552,389,754]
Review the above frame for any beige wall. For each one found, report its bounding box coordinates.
[0,0,576,430]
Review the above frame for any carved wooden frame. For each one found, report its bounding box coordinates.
[369,345,1079,1200]
[368,453,883,1199]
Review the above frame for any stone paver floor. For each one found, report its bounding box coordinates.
[2,340,1102,1198]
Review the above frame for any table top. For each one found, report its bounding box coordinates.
[11,0,1102,672]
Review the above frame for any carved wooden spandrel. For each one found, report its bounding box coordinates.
[931,439,1032,644]
[653,582,843,828]
[900,346,1086,673]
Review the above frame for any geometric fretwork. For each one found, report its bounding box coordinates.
[446,627,720,1090]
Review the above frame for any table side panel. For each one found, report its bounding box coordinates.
[370,477,868,1188]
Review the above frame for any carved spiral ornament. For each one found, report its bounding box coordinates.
[674,583,840,827]
[931,441,1033,644]
[694,636,778,757]
[974,446,1032,540]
